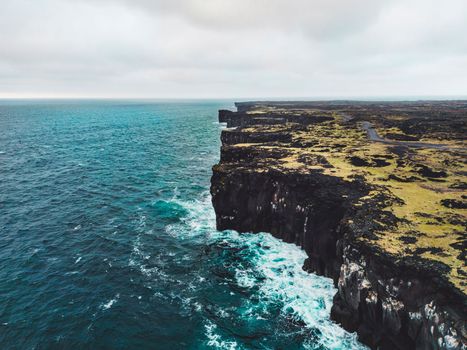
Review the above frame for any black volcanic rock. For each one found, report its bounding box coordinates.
[211,101,467,350]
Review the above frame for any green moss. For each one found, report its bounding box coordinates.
[226,105,467,293]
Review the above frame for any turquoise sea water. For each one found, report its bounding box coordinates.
[0,100,366,349]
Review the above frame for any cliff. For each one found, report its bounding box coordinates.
[211,102,467,349]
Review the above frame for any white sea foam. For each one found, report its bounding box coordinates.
[165,192,216,239]
[172,192,368,349]
[193,302,202,312]
[234,268,256,288]
[245,233,365,349]
[101,294,119,310]
[204,321,239,350]
[130,234,170,281]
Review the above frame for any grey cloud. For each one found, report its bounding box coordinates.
[0,0,466,98]
[89,0,388,39]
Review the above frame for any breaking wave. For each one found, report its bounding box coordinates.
[166,192,367,349]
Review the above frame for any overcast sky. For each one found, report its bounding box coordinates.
[1,0,466,98]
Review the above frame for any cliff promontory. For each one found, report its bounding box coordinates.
[211,101,466,349]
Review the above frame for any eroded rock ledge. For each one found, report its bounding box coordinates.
[211,101,466,350]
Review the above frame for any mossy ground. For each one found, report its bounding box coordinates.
[226,104,467,292]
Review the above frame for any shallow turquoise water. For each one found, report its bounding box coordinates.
[0,100,366,349]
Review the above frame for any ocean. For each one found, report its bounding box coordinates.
[0,100,366,349]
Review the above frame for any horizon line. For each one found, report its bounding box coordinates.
[0,95,466,102]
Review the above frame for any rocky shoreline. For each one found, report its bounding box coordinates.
[211,101,466,349]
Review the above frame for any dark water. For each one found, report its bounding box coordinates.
[0,100,365,349]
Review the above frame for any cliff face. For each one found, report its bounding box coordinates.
[332,241,466,349]
[212,165,365,279]
[212,102,466,350]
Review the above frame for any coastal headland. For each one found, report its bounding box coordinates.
[211,101,466,349]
